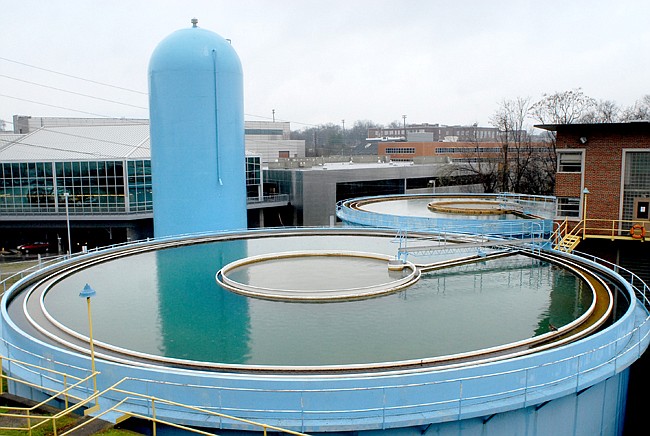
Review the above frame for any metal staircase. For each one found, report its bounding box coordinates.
[554,234,582,252]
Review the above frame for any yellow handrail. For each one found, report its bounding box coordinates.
[1,355,309,436]
[582,218,647,239]
[551,218,647,251]
[0,355,100,434]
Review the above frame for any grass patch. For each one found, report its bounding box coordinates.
[0,413,77,436]
[0,260,40,288]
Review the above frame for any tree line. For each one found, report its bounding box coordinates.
[290,90,650,195]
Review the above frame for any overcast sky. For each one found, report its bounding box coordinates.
[2,0,649,131]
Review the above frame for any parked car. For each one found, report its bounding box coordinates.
[17,242,50,254]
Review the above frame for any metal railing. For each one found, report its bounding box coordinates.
[1,255,67,293]
[0,355,96,435]
[246,193,290,205]
[0,355,309,436]
[552,217,648,250]
[582,218,648,239]
[3,310,649,435]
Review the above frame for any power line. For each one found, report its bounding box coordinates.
[0,56,147,95]
[0,74,148,110]
[0,56,324,129]
[0,94,143,119]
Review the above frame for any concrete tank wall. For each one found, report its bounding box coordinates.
[1,235,648,435]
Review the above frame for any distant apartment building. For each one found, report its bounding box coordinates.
[368,123,502,142]
[378,141,552,163]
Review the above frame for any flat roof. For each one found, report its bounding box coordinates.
[535,121,650,132]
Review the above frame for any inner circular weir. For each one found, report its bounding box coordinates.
[427,199,525,216]
[216,251,419,301]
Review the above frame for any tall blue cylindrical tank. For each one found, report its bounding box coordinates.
[148,20,246,238]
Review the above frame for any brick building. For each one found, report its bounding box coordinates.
[377,141,552,163]
[537,122,650,228]
[368,123,502,142]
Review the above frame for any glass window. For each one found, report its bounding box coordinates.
[558,152,583,173]
[623,151,650,221]
[385,147,416,154]
[127,159,153,212]
[557,197,580,217]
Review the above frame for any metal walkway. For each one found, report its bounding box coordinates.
[393,229,546,260]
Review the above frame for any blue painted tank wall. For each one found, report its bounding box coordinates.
[1,236,648,436]
[148,24,247,237]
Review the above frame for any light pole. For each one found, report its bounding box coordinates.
[64,192,72,256]
[582,188,590,239]
[79,283,98,402]
[402,114,407,140]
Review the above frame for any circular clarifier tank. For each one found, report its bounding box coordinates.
[350,196,531,220]
[30,230,600,369]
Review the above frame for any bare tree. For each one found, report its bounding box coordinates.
[621,95,650,121]
[581,99,621,123]
[530,88,597,124]
[489,97,535,193]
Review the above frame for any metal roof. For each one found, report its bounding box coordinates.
[0,124,150,162]
[0,133,25,151]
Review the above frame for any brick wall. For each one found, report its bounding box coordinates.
[556,129,650,221]
[555,173,582,197]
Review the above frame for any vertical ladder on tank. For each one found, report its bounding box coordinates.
[394,229,409,262]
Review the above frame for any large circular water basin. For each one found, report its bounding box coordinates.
[38,231,593,369]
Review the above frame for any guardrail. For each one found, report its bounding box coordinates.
[1,255,67,293]
[552,218,648,251]
[0,355,308,436]
[0,354,96,434]
[582,218,648,239]
[246,194,290,204]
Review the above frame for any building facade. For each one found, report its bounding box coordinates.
[368,123,502,142]
[245,120,305,162]
[1,119,470,249]
[264,155,471,227]
[538,122,650,224]
[377,140,553,163]
[0,121,269,251]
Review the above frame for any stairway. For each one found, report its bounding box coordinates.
[554,234,582,252]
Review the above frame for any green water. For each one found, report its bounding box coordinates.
[44,234,589,366]
[228,256,409,291]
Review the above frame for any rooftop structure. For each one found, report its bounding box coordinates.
[368,123,505,142]
[537,121,650,251]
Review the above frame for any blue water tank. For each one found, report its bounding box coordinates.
[148,20,246,238]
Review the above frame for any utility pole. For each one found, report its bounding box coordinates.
[402,115,407,140]
[342,119,346,153]
[272,109,275,122]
